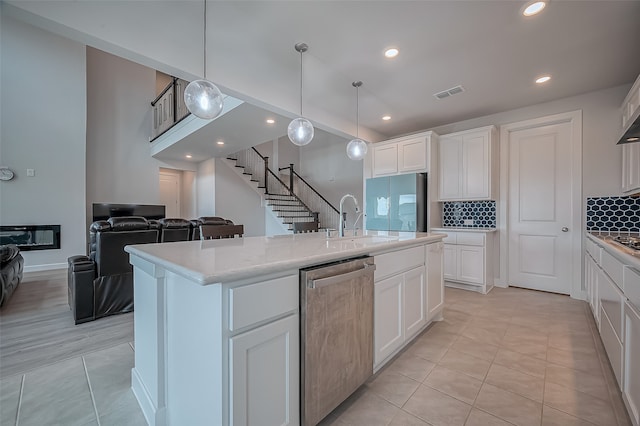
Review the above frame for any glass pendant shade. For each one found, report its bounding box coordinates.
[288,117,314,146]
[346,138,368,160]
[184,79,224,120]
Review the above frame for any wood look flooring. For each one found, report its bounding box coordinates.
[0,270,133,379]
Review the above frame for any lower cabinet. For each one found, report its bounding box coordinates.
[229,314,299,426]
[441,231,494,293]
[585,253,600,328]
[426,242,444,321]
[624,301,640,426]
[374,266,426,367]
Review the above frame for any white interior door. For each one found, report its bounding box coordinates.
[159,171,181,218]
[507,121,573,294]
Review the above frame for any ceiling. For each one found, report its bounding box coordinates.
[6,0,640,161]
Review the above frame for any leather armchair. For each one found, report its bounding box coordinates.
[159,218,192,242]
[0,244,23,308]
[68,216,160,324]
[191,216,234,241]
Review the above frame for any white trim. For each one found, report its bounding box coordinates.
[23,263,66,274]
[499,110,583,299]
[132,367,166,426]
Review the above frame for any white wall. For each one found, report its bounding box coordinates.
[86,47,162,224]
[299,134,363,228]
[214,159,266,237]
[181,170,197,219]
[430,84,629,198]
[0,13,87,270]
[196,158,216,217]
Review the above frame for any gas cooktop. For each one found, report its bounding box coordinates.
[612,235,640,251]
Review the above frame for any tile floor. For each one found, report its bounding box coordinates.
[0,286,632,426]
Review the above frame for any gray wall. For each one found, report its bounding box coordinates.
[0,14,87,270]
[86,47,162,223]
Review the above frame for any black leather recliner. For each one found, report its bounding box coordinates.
[67,216,160,324]
[190,216,234,241]
[159,218,192,242]
[0,244,23,308]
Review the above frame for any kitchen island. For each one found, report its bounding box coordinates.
[125,231,445,426]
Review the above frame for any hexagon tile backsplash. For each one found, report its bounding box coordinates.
[442,201,496,228]
[586,196,640,232]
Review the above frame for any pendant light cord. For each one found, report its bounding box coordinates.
[299,49,304,116]
[203,0,207,79]
[356,85,359,138]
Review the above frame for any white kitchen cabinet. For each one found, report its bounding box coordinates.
[374,274,404,365]
[624,301,640,426]
[230,314,299,426]
[426,242,444,321]
[585,253,600,328]
[440,230,494,294]
[371,132,436,177]
[622,142,640,195]
[373,243,444,370]
[437,126,498,201]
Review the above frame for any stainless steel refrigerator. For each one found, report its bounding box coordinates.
[365,173,427,232]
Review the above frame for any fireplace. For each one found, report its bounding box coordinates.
[0,225,61,251]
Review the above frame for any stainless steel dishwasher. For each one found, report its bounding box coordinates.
[300,256,375,426]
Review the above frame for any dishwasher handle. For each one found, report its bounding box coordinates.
[308,264,376,289]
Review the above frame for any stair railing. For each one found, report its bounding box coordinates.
[279,164,341,231]
[228,148,318,224]
[150,77,190,141]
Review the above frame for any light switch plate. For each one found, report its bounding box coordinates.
[463,219,474,226]
[26,169,35,177]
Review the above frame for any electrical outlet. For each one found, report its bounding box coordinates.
[463,219,474,226]
[26,169,35,177]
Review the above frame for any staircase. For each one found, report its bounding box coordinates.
[227,148,338,231]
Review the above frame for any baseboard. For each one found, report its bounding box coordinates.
[23,263,67,274]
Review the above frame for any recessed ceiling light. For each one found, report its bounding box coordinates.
[627,137,639,142]
[384,48,399,59]
[535,75,551,84]
[382,115,391,121]
[216,141,224,146]
[266,119,275,124]
[185,154,192,159]
[523,1,546,16]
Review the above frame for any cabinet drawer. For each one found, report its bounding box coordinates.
[456,232,485,246]
[441,232,457,244]
[586,238,602,264]
[625,266,640,312]
[602,250,624,291]
[375,246,424,281]
[229,275,298,331]
[601,306,624,389]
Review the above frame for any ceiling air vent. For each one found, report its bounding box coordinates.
[433,85,465,100]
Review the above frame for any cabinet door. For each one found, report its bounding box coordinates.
[624,302,640,426]
[403,267,426,339]
[599,268,624,341]
[399,138,427,173]
[426,242,444,321]
[443,244,457,281]
[438,137,462,200]
[230,315,299,426]
[462,132,490,199]
[457,245,484,285]
[374,275,404,366]
[373,144,399,176]
[622,143,640,194]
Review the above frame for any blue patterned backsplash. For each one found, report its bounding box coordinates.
[442,201,496,228]
[586,196,640,232]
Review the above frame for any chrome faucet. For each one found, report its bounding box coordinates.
[339,194,360,237]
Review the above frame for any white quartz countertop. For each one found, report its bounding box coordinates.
[431,227,497,233]
[125,231,445,285]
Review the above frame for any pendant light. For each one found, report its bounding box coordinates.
[346,81,368,160]
[288,43,314,146]
[184,0,224,120]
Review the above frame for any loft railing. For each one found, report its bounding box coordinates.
[150,77,190,141]
[279,164,341,231]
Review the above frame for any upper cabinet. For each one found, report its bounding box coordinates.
[621,74,640,195]
[371,132,436,177]
[437,126,498,201]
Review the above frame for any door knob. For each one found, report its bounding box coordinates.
[562,227,569,232]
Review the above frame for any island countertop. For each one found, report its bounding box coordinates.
[125,231,445,285]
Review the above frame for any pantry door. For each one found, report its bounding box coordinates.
[502,111,582,296]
